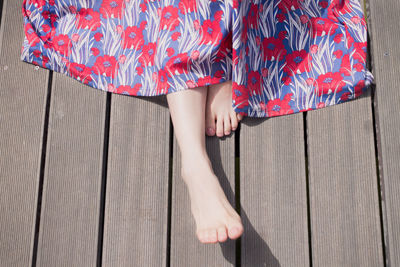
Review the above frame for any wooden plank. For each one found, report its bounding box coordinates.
[101,95,170,266]
[307,95,382,266]
[35,74,107,266]
[240,114,309,266]
[0,0,49,265]
[307,1,382,264]
[170,134,236,266]
[368,0,400,265]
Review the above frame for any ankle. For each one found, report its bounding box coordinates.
[181,157,213,181]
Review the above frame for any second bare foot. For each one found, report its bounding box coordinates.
[181,158,244,243]
[205,81,243,137]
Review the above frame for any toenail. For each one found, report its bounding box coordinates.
[230,227,239,235]
[207,127,214,135]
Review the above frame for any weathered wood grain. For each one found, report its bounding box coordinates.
[307,94,382,266]
[0,0,49,265]
[368,0,400,265]
[240,114,309,267]
[35,74,107,266]
[102,95,170,266]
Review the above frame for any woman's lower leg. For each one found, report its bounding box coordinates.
[166,86,244,243]
[166,86,210,165]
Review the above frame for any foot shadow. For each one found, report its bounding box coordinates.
[205,135,280,267]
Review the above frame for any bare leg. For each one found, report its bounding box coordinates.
[166,86,244,243]
[205,80,244,137]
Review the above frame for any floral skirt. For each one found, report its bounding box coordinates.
[21,0,374,118]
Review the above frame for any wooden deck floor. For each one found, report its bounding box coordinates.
[1,0,399,266]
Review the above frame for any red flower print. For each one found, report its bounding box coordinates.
[300,14,309,24]
[94,32,103,42]
[190,50,200,60]
[121,26,144,50]
[262,36,287,61]
[353,63,364,72]
[171,32,181,41]
[41,10,50,19]
[339,54,351,76]
[165,53,192,75]
[340,91,351,101]
[52,34,72,56]
[24,23,40,47]
[298,107,313,112]
[92,55,119,78]
[197,75,221,86]
[333,49,343,58]
[43,27,57,48]
[91,47,100,56]
[75,8,101,31]
[266,93,294,117]
[330,0,352,16]
[214,10,223,22]
[166,47,175,57]
[354,79,365,97]
[67,62,93,84]
[319,1,329,8]
[248,71,262,95]
[353,42,367,62]
[309,18,338,37]
[315,72,346,96]
[136,67,143,75]
[115,84,142,95]
[233,82,249,109]
[241,22,248,45]
[42,55,49,68]
[100,0,125,19]
[33,49,41,57]
[283,49,312,75]
[216,31,232,62]
[179,0,197,14]
[139,42,157,67]
[278,0,301,13]
[277,14,286,23]
[247,3,259,29]
[160,6,180,31]
[199,19,223,45]
[71,34,80,42]
[310,44,318,54]
[283,76,292,85]
[156,69,170,94]
[42,23,51,32]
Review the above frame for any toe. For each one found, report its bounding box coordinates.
[197,230,206,243]
[205,112,216,136]
[230,112,239,131]
[224,115,231,136]
[217,226,228,242]
[227,223,244,240]
[216,115,224,137]
[208,229,218,243]
[236,113,243,121]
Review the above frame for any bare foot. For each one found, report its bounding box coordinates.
[205,81,243,137]
[181,158,244,243]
